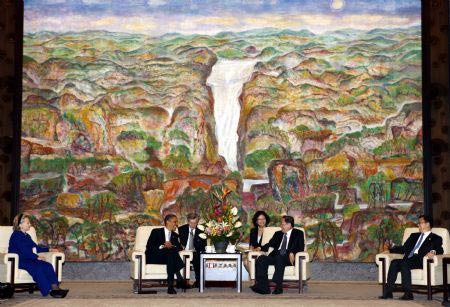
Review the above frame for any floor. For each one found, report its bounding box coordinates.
[0,281,446,307]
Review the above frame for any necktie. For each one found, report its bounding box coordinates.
[280,233,287,255]
[408,233,424,258]
[188,229,195,250]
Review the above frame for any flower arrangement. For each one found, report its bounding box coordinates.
[198,186,242,243]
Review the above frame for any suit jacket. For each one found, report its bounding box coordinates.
[178,224,206,252]
[249,227,263,248]
[145,227,182,258]
[390,232,444,259]
[262,228,305,257]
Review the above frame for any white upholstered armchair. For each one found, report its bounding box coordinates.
[130,226,193,294]
[375,227,450,300]
[248,226,310,293]
[0,226,65,293]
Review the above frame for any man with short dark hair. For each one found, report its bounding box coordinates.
[145,214,187,294]
[178,212,206,288]
[251,215,305,295]
[380,214,443,300]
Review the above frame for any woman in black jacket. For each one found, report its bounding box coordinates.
[244,211,270,272]
[249,211,270,250]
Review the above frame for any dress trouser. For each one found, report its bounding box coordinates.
[21,259,58,296]
[386,255,422,294]
[192,251,200,282]
[146,248,184,286]
[255,252,291,289]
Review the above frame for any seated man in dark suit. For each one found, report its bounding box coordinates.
[380,214,443,300]
[178,212,206,288]
[251,215,304,295]
[145,214,188,294]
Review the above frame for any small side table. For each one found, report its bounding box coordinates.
[199,252,242,293]
[443,256,450,304]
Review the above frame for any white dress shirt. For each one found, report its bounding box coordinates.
[164,227,171,242]
[185,227,196,251]
[414,231,431,255]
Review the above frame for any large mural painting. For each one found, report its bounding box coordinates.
[22,0,423,261]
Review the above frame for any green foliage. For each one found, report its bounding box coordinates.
[29,212,69,248]
[216,48,246,59]
[117,130,146,141]
[86,192,120,222]
[168,129,190,143]
[248,122,289,143]
[28,157,68,173]
[342,204,360,219]
[388,82,421,98]
[367,217,404,253]
[177,188,209,218]
[292,125,310,133]
[163,145,192,169]
[245,144,285,172]
[146,135,162,150]
[108,168,164,201]
[21,175,65,196]
[373,137,417,158]
[336,95,355,106]
[63,111,83,128]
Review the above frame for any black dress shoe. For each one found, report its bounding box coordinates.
[272,287,283,295]
[192,281,200,288]
[250,285,270,295]
[167,287,177,294]
[378,293,393,299]
[399,293,413,300]
[176,279,190,289]
[50,289,69,298]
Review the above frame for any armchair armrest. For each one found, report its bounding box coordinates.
[1,253,18,264]
[295,251,310,264]
[248,251,266,280]
[179,251,193,280]
[375,252,403,265]
[0,253,19,284]
[38,251,65,263]
[179,250,193,262]
[423,254,450,268]
[131,251,145,279]
[375,252,404,285]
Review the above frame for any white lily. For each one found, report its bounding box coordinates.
[198,233,207,239]
[226,231,233,237]
[231,207,238,215]
[234,221,242,228]
[197,224,205,231]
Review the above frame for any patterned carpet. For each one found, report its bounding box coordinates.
[0,281,443,306]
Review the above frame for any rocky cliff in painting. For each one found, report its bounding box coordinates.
[22,26,422,261]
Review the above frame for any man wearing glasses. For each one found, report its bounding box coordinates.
[379,214,443,300]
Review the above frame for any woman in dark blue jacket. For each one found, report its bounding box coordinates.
[8,214,68,298]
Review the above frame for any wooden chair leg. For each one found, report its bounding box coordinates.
[427,258,433,300]
[135,255,156,294]
[381,258,386,296]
